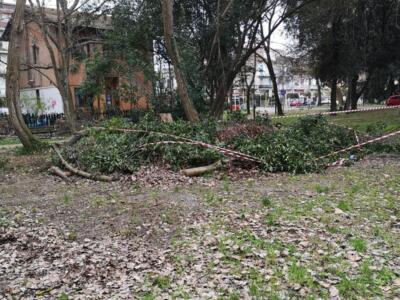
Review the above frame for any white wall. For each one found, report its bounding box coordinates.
[20,86,64,114]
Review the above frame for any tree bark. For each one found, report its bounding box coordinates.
[161,0,199,122]
[316,78,322,106]
[350,75,361,110]
[6,0,39,148]
[330,78,338,112]
[265,47,283,116]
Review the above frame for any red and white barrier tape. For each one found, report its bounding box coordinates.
[317,130,400,161]
[271,105,400,120]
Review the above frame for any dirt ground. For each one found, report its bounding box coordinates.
[0,149,399,299]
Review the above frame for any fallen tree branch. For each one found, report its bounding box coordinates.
[65,129,89,147]
[91,127,261,164]
[49,166,70,182]
[51,145,114,182]
[183,160,223,177]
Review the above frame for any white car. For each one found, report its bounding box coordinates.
[0,107,9,114]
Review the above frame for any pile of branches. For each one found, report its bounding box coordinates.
[54,115,377,179]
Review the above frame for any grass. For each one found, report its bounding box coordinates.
[0,137,20,146]
[329,109,400,134]
[350,238,367,253]
[273,108,400,134]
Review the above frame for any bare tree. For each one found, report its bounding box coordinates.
[160,0,199,122]
[6,0,39,148]
[27,0,109,132]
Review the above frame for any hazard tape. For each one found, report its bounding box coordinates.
[317,130,400,161]
[271,105,400,120]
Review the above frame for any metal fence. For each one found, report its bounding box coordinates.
[23,113,63,129]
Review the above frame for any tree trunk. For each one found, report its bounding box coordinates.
[211,84,229,117]
[345,77,352,110]
[59,82,77,132]
[246,87,251,115]
[330,78,338,112]
[350,75,360,110]
[265,48,283,116]
[161,0,199,122]
[316,78,322,106]
[6,0,39,148]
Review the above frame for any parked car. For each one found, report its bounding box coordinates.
[230,104,241,111]
[289,100,302,107]
[0,107,9,115]
[386,95,400,106]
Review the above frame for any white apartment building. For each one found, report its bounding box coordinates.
[232,51,320,108]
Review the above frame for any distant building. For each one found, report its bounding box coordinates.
[1,6,151,114]
[231,50,325,108]
[0,2,14,98]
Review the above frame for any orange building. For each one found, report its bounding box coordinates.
[1,7,151,115]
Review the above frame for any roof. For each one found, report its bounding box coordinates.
[1,7,112,41]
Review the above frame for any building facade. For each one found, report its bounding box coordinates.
[0,2,14,99]
[1,6,150,115]
[231,50,323,108]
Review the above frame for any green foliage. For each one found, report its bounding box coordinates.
[226,110,247,122]
[15,141,49,156]
[64,116,222,173]
[261,196,272,208]
[63,115,397,175]
[350,238,367,253]
[229,116,357,173]
[0,137,20,146]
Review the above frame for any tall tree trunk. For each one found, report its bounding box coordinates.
[345,77,352,110]
[161,0,199,122]
[212,84,229,117]
[245,54,257,115]
[265,47,283,116]
[6,0,39,148]
[246,87,251,115]
[330,78,338,112]
[211,72,236,118]
[350,75,360,110]
[316,78,322,106]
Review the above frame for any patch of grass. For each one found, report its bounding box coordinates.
[57,293,69,300]
[204,191,224,206]
[331,109,400,134]
[265,212,278,226]
[338,200,350,212]
[0,137,20,146]
[336,261,391,299]
[350,238,367,253]
[90,196,107,207]
[315,184,330,194]
[261,196,273,208]
[141,293,155,300]
[288,261,314,287]
[152,275,171,290]
[63,194,72,205]
[15,141,49,156]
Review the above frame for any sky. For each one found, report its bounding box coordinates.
[2,0,292,52]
